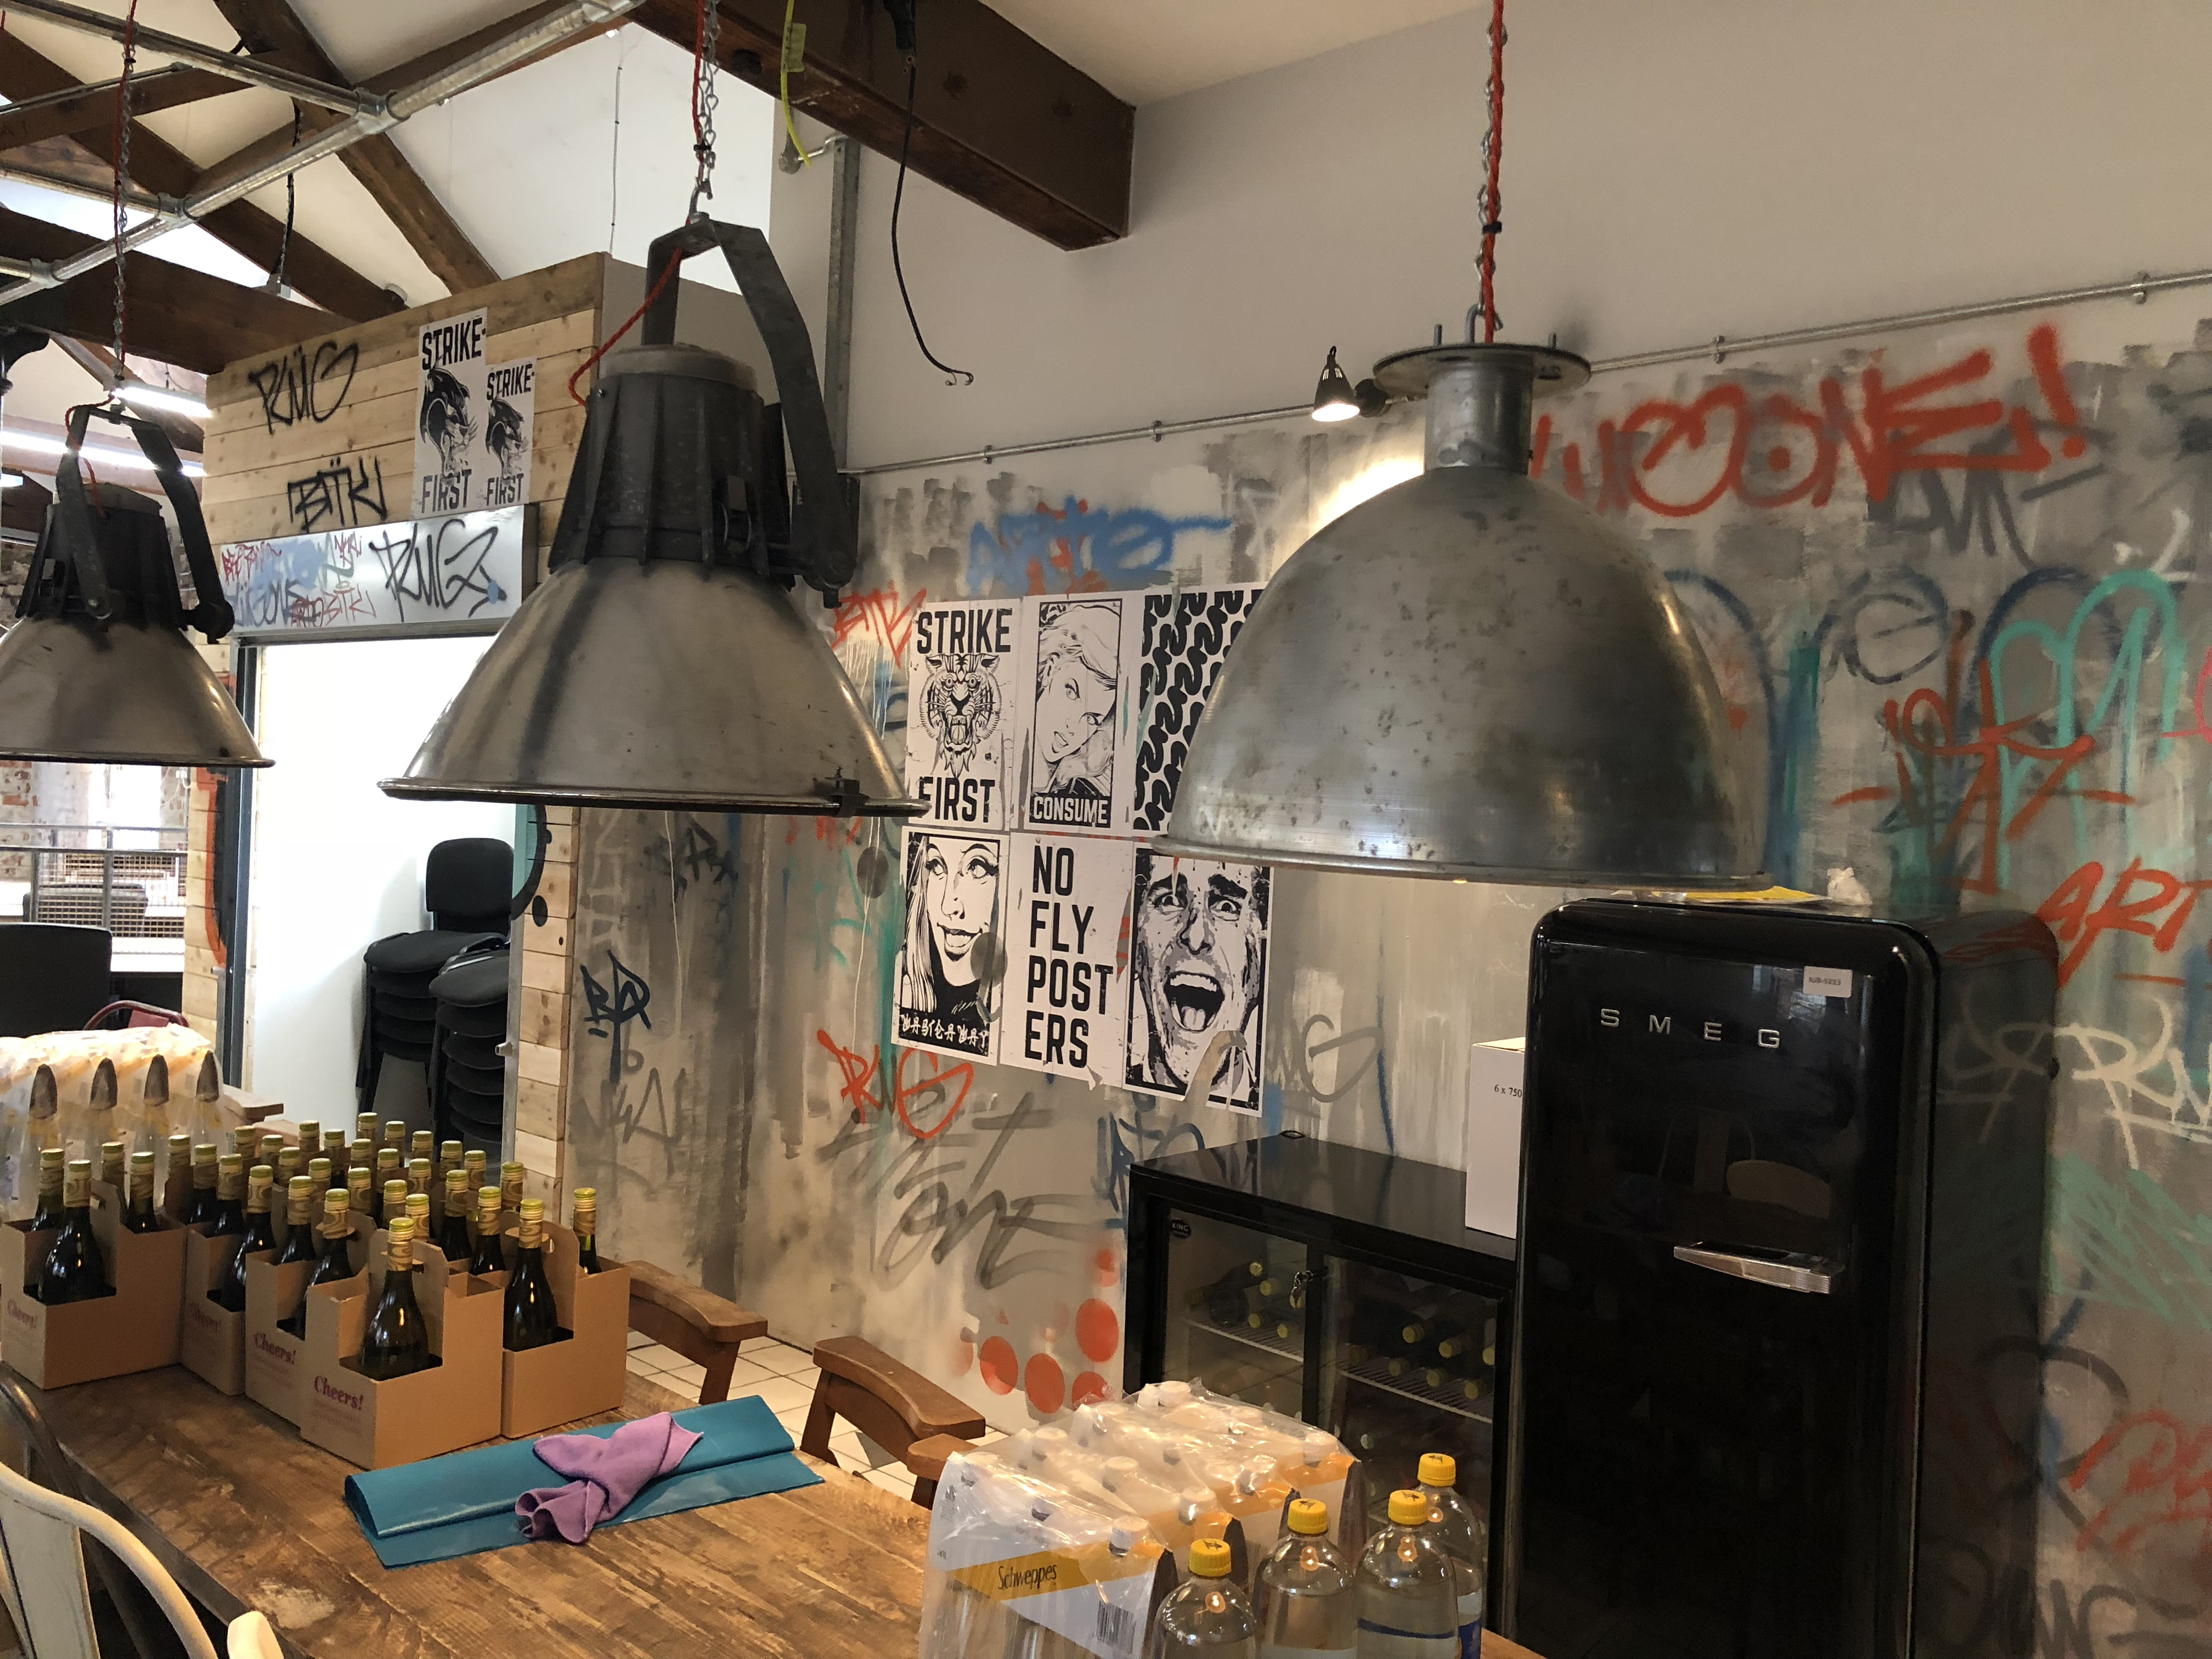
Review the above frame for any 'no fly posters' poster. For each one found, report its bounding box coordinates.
[894,589,1272,1109]
[414,307,537,515]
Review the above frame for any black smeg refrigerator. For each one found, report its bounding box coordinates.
[1504,900,2055,1659]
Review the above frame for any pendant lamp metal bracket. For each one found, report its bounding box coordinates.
[637,218,857,604]
[36,399,235,642]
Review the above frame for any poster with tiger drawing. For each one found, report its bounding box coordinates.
[905,599,1022,833]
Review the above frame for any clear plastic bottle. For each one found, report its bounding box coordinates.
[1414,1454,1486,1659]
[1254,1499,1355,1658]
[1354,1490,1456,1658]
[1150,1537,1257,1657]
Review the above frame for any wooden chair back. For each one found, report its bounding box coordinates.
[0,1456,218,1659]
[800,1336,985,1509]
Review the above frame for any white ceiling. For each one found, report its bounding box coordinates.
[981,0,1481,104]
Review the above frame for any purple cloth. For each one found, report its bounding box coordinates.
[515,1412,703,1543]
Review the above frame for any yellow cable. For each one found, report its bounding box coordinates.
[780,0,810,167]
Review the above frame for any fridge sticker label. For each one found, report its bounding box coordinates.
[895,830,1005,1062]
[1124,850,1270,1112]
[1005,834,1135,1084]
[414,308,488,515]
[1804,966,1853,997]
[1133,585,1266,832]
[906,599,1021,832]
[1025,596,1136,832]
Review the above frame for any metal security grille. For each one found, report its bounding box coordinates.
[0,825,185,938]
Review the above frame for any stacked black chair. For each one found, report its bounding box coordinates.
[430,941,510,1158]
[357,838,511,1114]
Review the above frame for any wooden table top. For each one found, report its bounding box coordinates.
[24,1363,1543,1659]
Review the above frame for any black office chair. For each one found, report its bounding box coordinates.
[0,923,114,1038]
[357,838,511,1113]
[430,942,509,1158]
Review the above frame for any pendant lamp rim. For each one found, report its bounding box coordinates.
[1372,339,1590,402]
[1148,832,1768,889]
[378,774,921,815]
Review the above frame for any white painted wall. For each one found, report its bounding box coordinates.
[772,0,2212,470]
[243,636,511,1126]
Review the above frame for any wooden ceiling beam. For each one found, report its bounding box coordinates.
[0,204,328,373]
[0,33,399,322]
[631,0,1132,251]
[207,0,499,294]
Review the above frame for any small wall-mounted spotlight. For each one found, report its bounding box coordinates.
[1310,346,1387,422]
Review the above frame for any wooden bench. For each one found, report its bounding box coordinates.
[800,1335,985,1508]
[613,1259,770,1404]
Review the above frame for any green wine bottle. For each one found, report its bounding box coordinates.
[273,1177,317,1267]
[375,1146,402,1195]
[279,1188,354,1339]
[499,1161,526,1217]
[572,1188,600,1274]
[97,1141,126,1193]
[124,1151,161,1233]
[381,1178,408,1228]
[437,1140,465,1192]
[352,1217,437,1380]
[501,1198,562,1351]
[163,1132,193,1220]
[469,1186,505,1276]
[346,1166,373,1223]
[29,1147,65,1232]
[38,1159,109,1304]
[410,1129,433,1165]
[213,1164,275,1311]
[406,1157,432,1201]
[294,1121,321,1169]
[206,1154,246,1239]
[439,1169,473,1262]
[185,1143,220,1226]
[354,1112,379,1145]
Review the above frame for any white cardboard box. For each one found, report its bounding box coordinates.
[1465,1036,1525,1237]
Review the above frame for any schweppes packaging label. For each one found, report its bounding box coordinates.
[922,1453,1172,1659]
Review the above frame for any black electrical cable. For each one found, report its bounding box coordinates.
[891,53,972,386]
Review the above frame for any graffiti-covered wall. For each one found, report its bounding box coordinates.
[567,304,2212,1643]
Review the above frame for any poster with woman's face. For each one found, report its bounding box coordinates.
[895,831,1006,1061]
[1025,598,1136,834]
[1123,851,1269,1112]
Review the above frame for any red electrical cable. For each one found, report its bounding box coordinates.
[1477,0,1506,343]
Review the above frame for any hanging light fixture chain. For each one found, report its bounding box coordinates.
[687,0,721,221]
[1476,0,1506,343]
[109,0,142,368]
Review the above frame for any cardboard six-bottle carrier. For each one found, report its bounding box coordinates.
[0,1176,185,1388]
[481,1212,630,1438]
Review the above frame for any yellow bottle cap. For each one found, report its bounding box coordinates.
[1388,1489,1430,1527]
[1418,1453,1457,1488]
[1188,1537,1232,1578]
[1286,1498,1328,1536]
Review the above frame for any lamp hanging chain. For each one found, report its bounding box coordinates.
[109,0,142,369]
[686,0,721,221]
[1476,0,1506,342]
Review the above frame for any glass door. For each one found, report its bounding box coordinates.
[1161,1209,1311,1419]
[1323,1257,1500,1538]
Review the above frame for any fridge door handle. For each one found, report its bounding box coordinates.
[1672,1243,1842,1295]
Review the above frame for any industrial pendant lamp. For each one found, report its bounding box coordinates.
[1159,2,1758,887]
[0,395,266,768]
[383,220,915,816]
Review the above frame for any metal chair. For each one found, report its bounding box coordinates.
[0,924,112,1039]
[799,1336,984,1510]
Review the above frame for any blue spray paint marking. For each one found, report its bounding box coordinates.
[967,499,1231,594]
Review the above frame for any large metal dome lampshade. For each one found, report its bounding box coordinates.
[0,405,264,769]
[1157,343,1760,885]
[384,219,913,817]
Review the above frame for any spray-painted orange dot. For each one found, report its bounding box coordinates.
[979,1336,1019,1394]
[1076,1297,1120,1363]
[1025,1353,1065,1414]
[1093,1246,1119,1285]
[2063,434,2087,459]
[1071,1370,1109,1407]
[950,1332,975,1376]
[1766,445,1792,473]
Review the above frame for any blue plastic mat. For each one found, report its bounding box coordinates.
[343,1395,822,1567]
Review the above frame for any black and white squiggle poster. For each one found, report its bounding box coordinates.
[1123,850,1269,1113]
[906,599,1020,832]
[895,830,1006,1062]
[1133,586,1266,833]
[1023,597,1139,834]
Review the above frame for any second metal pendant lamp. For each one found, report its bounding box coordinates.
[1160,1,1760,887]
